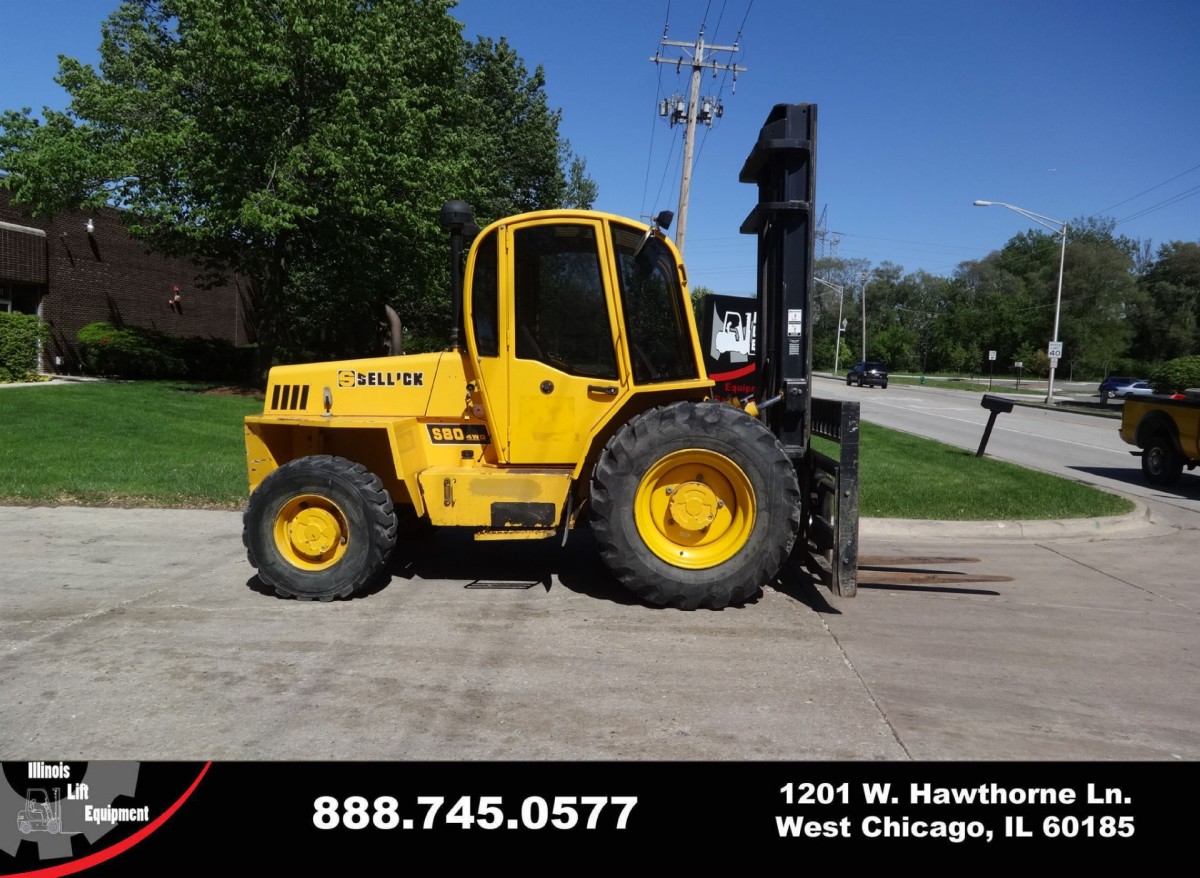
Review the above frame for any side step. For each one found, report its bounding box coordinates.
[474,529,557,541]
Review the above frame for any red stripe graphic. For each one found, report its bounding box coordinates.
[708,363,755,382]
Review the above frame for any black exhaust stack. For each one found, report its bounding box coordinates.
[440,200,476,351]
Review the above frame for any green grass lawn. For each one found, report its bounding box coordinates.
[0,382,262,508]
[813,422,1133,519]
[886,374,1047,395]
[0,381,1134,519]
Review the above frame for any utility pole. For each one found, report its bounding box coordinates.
[860,273,870,362]
[652,28,745,255]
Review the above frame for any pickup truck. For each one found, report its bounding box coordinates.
[1119,390,1200,485]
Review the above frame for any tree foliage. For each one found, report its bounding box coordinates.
[0,0,595,368]
[813,218,1197,379]
[1128,241,1200,365]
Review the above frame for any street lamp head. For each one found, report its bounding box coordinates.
[973,200,994,207]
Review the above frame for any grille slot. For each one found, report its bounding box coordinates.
[270,384,310,411]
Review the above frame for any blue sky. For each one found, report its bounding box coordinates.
[3,0,1197,297]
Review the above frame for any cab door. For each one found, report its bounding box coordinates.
[502,218,625,464]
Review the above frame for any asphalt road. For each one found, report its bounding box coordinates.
[814,375,1200,520]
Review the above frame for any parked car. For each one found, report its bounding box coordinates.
[846,361,888,388]
[1118,381,1156,399]
[1098,376,1147,399]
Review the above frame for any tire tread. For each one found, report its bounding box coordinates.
[591,402,800,609]
[243,455,397,600]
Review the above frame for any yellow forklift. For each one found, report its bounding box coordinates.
[243,104,859,609]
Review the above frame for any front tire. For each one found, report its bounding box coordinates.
[1142,434,1183,486]
[244,455,398,600]
[590,402,801,609]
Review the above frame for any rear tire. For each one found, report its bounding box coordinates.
[1141,434,1183,486]
[590,402,801,609]
[244,455,398,600]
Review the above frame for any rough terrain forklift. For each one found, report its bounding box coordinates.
[243,103,859,609]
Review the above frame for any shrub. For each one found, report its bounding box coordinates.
[77,322,186,379]
[1149,355,1200,394]
[76,322,255,382]
[0,312,50,383]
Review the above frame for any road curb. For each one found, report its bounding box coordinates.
[860,498,1165,542]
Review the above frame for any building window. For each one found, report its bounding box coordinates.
[0,282,40,314]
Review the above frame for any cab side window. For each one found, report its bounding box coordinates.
[471,230,499,357]
[512,224,617,379]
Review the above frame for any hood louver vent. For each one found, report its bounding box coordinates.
[270,384,310,411]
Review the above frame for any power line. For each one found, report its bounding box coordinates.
[1116,183,1200,225]
[1091,162,1200,217]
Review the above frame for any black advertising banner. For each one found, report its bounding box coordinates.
[0,761,1192,878]
[700,293,758,401]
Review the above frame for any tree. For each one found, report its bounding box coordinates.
[1059,236,1136,379]
[952,217,1145,380]
[1130,242,1200,364]
[463,36,566,223]
[689,284,715,324]
[0,1,594,368]
[563,154,598,210]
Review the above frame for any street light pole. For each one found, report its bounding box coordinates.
[973,200,1068,404]
[814,277,846,375]
[860,273,871,363]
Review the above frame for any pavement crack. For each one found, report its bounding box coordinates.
[5,586,174,660]
[817,613,913,760]
[1035,542,1197,613]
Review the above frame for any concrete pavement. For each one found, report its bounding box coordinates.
[1,498,1196,762]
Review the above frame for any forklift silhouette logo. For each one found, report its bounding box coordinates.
[17,788,64,835]
[711,307,756,363]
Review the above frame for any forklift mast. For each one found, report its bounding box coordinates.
[739,102,818,457]
[739,102,860,598]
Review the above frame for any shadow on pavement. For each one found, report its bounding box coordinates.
[1070,465,1200,497]
[772,562,842,614]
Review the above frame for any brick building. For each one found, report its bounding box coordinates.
[0,189,248,373]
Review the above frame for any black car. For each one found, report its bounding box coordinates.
[846,361,888,388]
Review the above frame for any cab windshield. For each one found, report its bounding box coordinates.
[610,223,698,384]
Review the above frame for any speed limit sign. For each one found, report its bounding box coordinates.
[1048,341,1063,359]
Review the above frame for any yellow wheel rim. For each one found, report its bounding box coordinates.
[633,449,755,570]
[273,493,349,571]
